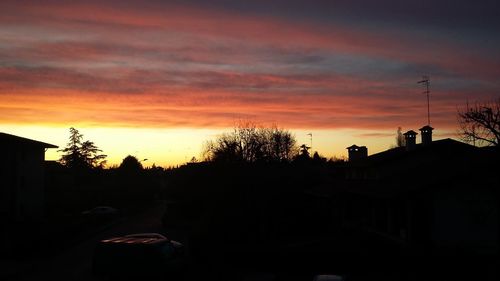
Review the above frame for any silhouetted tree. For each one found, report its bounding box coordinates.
[299,144,311,157]
[396,127,405,147]
[458,99,500,146]
[262,126,297,161]
[59,127,107,169]
[119,155,143,172]
[203,132,240,162]
[328,156,346,163]
[81,140,107,168]
[312,151,326,164]
[203,121,297,163]
[293,144,311,163]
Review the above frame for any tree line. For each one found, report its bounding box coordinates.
[58,99,500,171]
[58,127,146,171]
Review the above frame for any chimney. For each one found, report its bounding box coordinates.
[419,125,434,146]
[403,130,417,151]
[346,145,368,161]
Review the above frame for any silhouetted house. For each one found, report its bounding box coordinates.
[337,135,499,255]
[346,145,367,162]
[0,133,57,222]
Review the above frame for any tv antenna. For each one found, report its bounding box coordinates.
[417,75,431,125]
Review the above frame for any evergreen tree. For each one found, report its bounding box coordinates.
[59,127,107,169]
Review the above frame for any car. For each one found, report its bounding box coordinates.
[92,232,186,277]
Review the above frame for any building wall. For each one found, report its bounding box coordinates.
[0,145,45,222]
[431,187,498,254]
[0,149,16,219]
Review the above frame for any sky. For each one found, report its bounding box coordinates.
[1,0,499,167]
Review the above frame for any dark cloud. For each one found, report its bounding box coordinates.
[5,0,499,30]
[162,0,500,30]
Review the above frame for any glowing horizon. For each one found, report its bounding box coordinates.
[1,1,499,166]
[2,124,459,168]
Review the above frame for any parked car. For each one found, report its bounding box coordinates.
[92,233,186,277]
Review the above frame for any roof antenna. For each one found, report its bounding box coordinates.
[417,75,431,126]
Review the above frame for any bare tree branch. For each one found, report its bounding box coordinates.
[458,99,500,146]
[203,121,297,163]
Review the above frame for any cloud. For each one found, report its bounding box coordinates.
[1,0,499,133]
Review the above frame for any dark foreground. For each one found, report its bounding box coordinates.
[2,201,498,281]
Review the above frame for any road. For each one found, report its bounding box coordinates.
[6,201,171,281]
[7,200,493,281]
[4,201,289,281]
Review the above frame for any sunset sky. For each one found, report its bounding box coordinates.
[1,0,499,167]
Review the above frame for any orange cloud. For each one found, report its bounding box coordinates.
[1,0,499,135]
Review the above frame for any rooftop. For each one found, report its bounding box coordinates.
[350,138,476,167]
[0,132,58,148]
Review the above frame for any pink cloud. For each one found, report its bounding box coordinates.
[0,1,499,133]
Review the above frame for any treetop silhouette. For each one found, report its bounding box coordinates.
[59,127,107,169]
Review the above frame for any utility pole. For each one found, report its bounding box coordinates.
[307,133,313,152]
[418,75,431,125]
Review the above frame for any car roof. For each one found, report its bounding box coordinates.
[100,237,166,245]
[99,233,168,245]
